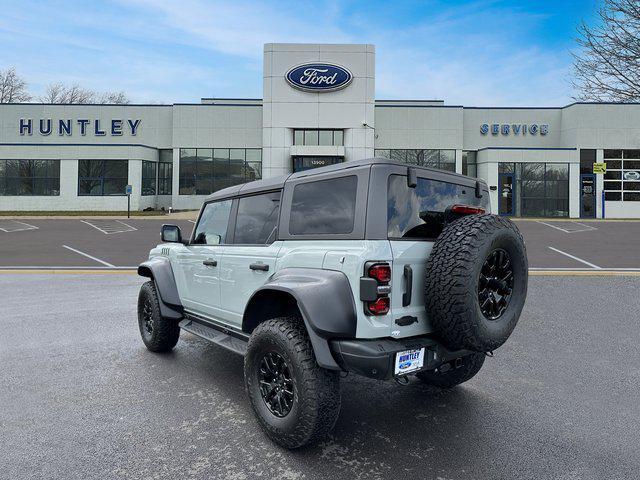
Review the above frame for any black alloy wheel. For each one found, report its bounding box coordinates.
[141,301,154,338]
[478,248,514,320]
[258,351,295,418]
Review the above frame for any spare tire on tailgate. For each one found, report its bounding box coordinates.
[424,214,528,353]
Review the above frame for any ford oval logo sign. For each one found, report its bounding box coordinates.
[624,171,640,180]
[285,63,353,92]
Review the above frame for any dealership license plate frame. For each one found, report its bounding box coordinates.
[394,347,425,375]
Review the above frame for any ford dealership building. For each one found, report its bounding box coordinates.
[1,43,640,218]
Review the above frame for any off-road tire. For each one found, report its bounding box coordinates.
[244,317,341,449]
[425,214,528,352]
[416,353,486,388]
[137,281,180,352]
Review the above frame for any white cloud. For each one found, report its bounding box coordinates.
[0,0,577,104]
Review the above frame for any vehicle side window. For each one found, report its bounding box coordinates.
[289,176,357,235]
[233,191,281,245]
[192,199,232,245]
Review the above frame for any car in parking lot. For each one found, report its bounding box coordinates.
[136,158,529,448]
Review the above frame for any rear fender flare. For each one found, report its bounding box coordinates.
[243,268,358,370]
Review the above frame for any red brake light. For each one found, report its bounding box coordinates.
[368,263,391,283]
[367,297,390,315]
[451,204,485,215]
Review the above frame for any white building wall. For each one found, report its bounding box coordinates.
[374,106,463,152]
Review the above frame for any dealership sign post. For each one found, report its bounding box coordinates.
[125,184,133,218]
[592,163,607,218]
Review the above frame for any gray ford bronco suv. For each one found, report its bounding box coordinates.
[137,158,528,448]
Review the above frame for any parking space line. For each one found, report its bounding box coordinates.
[536,220,597,233]
[80,219,137,234]
[62,245,116,267]
[0,220,39,232]
[548,246,602,269]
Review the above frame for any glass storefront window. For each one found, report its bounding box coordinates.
[179,148,262,195]
[78,160,128,196]
[304,130,319,146]
[318,130,333,146]
[439,150,456,171]
[603,150,640,202]
[374,149,456,173]
[462,151,477,177]
[498,162,569,217]
[0,159,60,196]
[580,149,596,175]
[141,161,157,196]
[293,129,344,146]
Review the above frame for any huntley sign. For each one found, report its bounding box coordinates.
[19,118,142,136]
[285,63,353,92]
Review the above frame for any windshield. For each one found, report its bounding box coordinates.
[387,174,488,239]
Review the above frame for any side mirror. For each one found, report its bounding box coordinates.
[161,224,183,243]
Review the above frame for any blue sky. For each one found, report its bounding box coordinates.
[0,0,598,105]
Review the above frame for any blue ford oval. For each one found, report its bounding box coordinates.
[285,63,353,92]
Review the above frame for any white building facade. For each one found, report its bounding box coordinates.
[1,43,639,218]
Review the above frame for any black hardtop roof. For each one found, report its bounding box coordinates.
[205,157,477,201]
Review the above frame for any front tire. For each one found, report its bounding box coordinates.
[416,353,485,388]
[137,281,180,352]
[244,317,341,449]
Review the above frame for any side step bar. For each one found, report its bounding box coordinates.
[179,318,248,356]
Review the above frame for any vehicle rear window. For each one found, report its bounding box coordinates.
[290,176,357,235]
[387,174,488,239]
[233,191,281,244]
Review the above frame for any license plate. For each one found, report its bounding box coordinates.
[394,348,425,375]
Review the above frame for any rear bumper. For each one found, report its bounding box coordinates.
[329,335,473,380]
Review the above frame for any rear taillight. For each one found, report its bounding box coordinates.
[364,262,391,316]
[367,297,390,315]
[451,204,485,215]
[368,263,391,284]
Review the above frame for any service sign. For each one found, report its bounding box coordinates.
[480,123,549,136]
[593,162,607,174]
[285,63,353,92]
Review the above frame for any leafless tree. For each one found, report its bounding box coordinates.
[40,82,131,104]
[0,67,32,102]
[573,0,640,101]
[96,90,130,104]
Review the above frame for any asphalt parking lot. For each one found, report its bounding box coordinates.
[0,218,196,268]
[2,273,640,479]
[1,217,639,271]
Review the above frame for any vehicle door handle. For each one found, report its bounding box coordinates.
[202,260,217,267]
[402,265,413,307]
[249,263,269,272]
